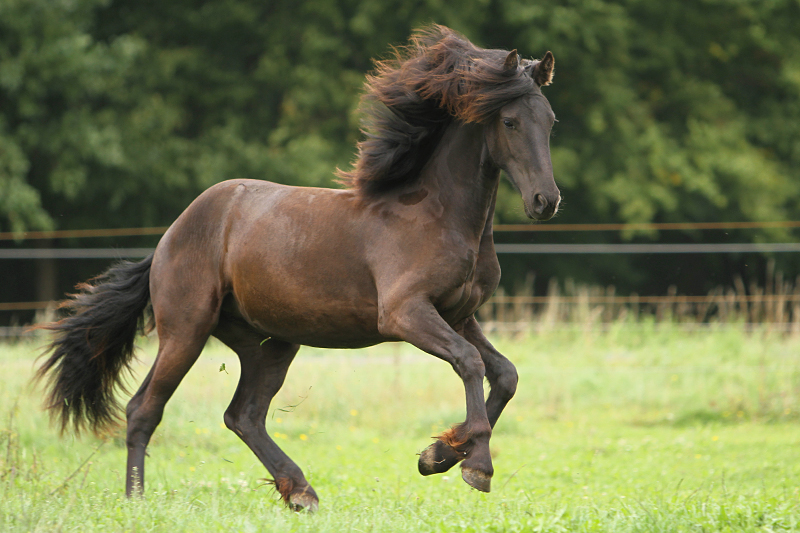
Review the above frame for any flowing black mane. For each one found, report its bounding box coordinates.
[339,26,544,195]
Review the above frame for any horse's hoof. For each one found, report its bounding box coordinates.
[289,492,319,513]
[418,440,463,476]
[461,466,491,493]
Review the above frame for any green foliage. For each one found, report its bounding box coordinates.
[481,0,800,233]
[1,0,799,289]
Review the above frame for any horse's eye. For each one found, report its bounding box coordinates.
[502,118,515,129]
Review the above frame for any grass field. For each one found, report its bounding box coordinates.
[2,324,800,532]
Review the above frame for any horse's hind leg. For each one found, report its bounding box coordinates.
[125,329,216,496]
[418,316,517,478]
[213,318,317,511]
[125,332,213,496]
[125,279,221,497]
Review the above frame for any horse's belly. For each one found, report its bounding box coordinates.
[225,204,384,347]
[233,292,384,349]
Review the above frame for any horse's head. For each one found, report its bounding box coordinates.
[485,51,560,221]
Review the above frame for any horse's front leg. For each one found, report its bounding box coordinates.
[463,316,518,425]
[379,299,493,492]
[418,316,518,478]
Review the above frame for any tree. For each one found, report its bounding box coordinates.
[1,0,799,304]
[478,0,800,292]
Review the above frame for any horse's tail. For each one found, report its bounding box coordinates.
[33,254,154,435]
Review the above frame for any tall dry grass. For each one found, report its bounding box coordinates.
[479,262,800,333]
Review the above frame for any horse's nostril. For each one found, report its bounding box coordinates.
[533,193,548,214]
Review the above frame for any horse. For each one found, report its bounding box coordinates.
[35,25,559,512]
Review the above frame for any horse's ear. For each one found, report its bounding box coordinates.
[532,51,555,86]
[503,49,519,72]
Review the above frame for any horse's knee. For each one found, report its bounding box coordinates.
[494,359,518,402]
[454,349,486,382]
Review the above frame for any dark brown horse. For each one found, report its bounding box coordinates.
[36,26,559,511]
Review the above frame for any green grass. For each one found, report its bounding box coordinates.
[2,324,800,531]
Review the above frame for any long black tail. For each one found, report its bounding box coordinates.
[34,254,154,435]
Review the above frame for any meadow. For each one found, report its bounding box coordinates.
[1,323,799,532]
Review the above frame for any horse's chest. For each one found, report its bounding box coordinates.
[437,251,500,322]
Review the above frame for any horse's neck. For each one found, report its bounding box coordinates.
[421,121,500,239]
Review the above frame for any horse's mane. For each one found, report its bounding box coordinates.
[338,25,540,195]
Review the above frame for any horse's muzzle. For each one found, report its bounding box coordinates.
[526,191,560,221]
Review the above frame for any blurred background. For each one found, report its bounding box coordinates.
[1,0,799,330]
